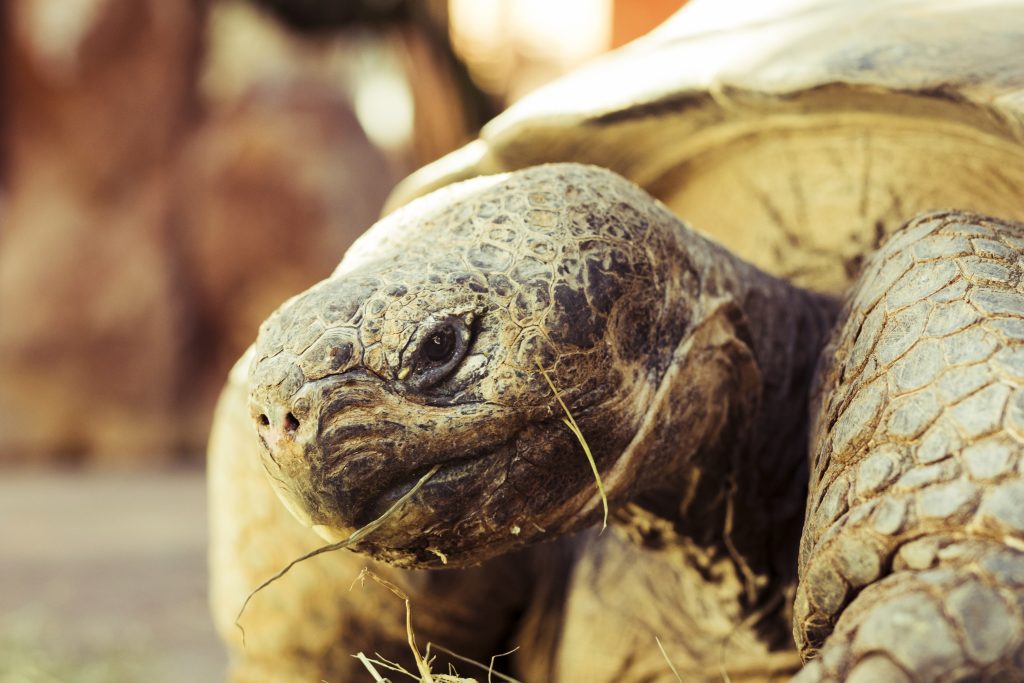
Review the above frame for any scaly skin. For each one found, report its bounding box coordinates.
[214,165,1024,680]
[224,163,835,680]
[208,351,534,681]
[794,211,1024,680]
[247,164,831,577]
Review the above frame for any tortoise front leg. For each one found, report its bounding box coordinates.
[793,538,1024,681]
[208,351,531,682]
[793,211,1024,680]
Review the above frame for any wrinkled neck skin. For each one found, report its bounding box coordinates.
[617,222,838,605]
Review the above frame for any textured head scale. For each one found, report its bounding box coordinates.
[249,163,693,567]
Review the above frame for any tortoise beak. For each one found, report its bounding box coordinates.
[248,374,322,531]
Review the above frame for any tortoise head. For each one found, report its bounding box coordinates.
[249,163,696,567]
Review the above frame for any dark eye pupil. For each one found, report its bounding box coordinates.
[424,326,455,362]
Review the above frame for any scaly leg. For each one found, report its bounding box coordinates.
[794,211,1024,680]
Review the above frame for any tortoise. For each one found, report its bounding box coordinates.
[208,1,1024,680]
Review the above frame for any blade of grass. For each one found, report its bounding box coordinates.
[235,464,441,644]
[429,643,524,683]
[364,652,419,680]
[360,570,435,683]
[488,647,520,683]
[535,361,608,530]
[355,652,391,682]
[655,637,684,683]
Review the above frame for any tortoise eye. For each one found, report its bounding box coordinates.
[405,317,473,390]
[423,325,456,363]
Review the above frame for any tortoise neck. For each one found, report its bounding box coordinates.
[625,223,839,605]
[724,266,839,588]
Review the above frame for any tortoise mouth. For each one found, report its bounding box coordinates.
[320,432,518,539]
[343,438,526,568]
[358,449,500,526]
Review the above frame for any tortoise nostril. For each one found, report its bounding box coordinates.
[285,412,300,431]
[258,414,270,427]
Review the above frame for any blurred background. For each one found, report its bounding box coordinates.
[0,0,680,680]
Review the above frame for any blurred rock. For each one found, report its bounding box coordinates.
[0,0,469,466]
[202,0,473,168]
[0,0,205,465]
[178,79,393,434]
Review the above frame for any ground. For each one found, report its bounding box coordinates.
[0,470,226,682]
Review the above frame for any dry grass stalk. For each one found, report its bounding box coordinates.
[354,651,389,682]
[352,570,526,683]
[235,464,441,644]
[428,644,522,683]
[353,569,484,683]
[358,570,437,682]
[535,361,608,530]
[656,636,684,683]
